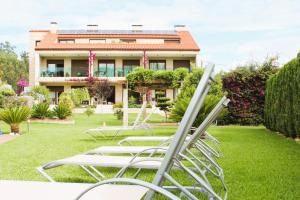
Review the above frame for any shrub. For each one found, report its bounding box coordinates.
[156,91,172,121]
[70,88,90,106]
[113,103,123,109]
[265,54,300,137]
[0,106,31,134]
[222,58,278,125]
[31,103,50,119]
[172,67,189,88]
[114,108,123,120]
[29,86,50,103]
[0,87,16,108]
[170,68,224,126]
[53,104,72,119]
[58,93,74,110]
[84,106,95,117]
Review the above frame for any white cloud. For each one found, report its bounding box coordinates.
[0,0,299,70]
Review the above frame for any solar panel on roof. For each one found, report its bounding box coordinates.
[57,29,177,35]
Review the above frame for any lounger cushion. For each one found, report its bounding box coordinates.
[88,146,168,154]
[44,155,166,170]
[0,180,148,200]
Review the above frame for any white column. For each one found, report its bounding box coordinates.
[34,53,40,85]
[123,88,128,127]
[166,58,173,70]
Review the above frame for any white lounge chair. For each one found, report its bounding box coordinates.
[0,178,180,200]
[87,97,229,159]
[37,65,226,199]
[83,102,156,140]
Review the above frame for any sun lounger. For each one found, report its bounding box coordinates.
[83,102,156,140]
[0,178,180,200]
[37,65,226,199]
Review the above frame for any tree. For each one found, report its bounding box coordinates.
[0,42,29,90]
[92,79,113,104]
[156,91,172,121]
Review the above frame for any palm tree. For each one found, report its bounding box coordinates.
[0,107,31,134]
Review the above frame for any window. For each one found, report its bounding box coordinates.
[71,60,88,77]
[164,39,180,44]
[149,60,166,70]
[173,60,190,71]
[120,39,136,44]
[58,39,75,44]
[89,39,106,44]
[96,60,115,77]
[35,40,41,46]
[45,60,64,77]
[123,60,140,76]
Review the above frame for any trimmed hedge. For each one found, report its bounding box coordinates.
[264,54,300,137]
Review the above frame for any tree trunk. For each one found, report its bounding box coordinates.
[10,124,20,134]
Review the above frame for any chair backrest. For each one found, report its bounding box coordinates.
[180,96,230,152]
[132,101,147,127]
[145,65,215,199]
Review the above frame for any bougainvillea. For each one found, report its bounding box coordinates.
[222,58,278,125]
[16,78,28,94]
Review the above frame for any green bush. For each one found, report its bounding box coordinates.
[170,68,224,126]
[113,102,123,109]
[70,88,90,106]
[265,54,300,137]
[222,58,278,125]
[53,104,72,119]
[84,106,95,117]
[29,86,50,102]
[0,106,31,134]
[114,108,123,120]
[58,93,74,110]
[0,87,16,108]
[31,103,50,119]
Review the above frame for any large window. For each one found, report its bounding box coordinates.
[43,60,64,77]
[123,60,140,76]
[71,60,88,77]
[149,60,166,70]
[95,60,115,77]
[173,60,190,71]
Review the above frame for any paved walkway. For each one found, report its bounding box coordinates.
[0,135,17,145]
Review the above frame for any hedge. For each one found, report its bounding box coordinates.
[264,54,300,137]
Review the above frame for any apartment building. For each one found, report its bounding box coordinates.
[29,23,200,104]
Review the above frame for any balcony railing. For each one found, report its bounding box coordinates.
[39,66,190,78]
[40,69,64,77]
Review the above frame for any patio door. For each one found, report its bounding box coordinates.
[97,60,115,77]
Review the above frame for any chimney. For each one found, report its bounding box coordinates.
[132,25,143,32]
[50,22,58,34]
[174,25,187,31]
[87,24,99,32]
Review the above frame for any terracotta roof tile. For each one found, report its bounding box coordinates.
[35,31,200,51]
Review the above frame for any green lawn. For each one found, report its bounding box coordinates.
[0,114,299,199]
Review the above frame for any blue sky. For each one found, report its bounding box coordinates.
[0,0,299,71]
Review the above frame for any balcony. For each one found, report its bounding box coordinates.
[39,67,126,84]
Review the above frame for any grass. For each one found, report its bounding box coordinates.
[0,113,299,199]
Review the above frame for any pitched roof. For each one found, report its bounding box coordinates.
[34,30,200,51]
